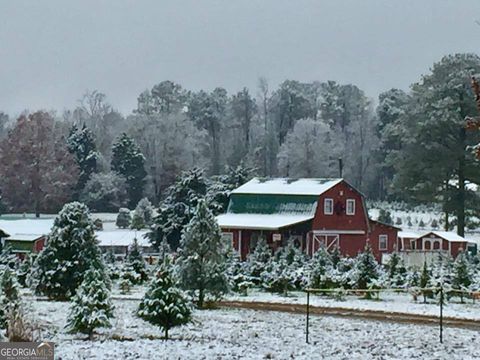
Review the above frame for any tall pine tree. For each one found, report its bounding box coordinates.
[31,202,106,300]
[67,124,98,197]
[148,168,207,250]
[111,133,147,208]
[176,200,228,308]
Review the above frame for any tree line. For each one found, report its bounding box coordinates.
[0,53,479,234]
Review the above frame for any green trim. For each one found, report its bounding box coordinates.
[227,194,318,215]
[4,240,35,252]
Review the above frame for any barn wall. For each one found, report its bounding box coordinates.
[368,222,398,261]
[312,181,369,232]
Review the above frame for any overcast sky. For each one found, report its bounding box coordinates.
[1,0,479,116]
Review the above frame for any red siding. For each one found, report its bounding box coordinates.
[312,181,369,232]
[368,221,398,261]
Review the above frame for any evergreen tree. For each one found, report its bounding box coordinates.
[453,251,472,303]
[116,208,131,229]
[226,250,253,296]
[111,133,147,208]
[132,198,154,227]
[176,200,228,307]
[126,238,148,284]
[31,202,106,300]
[377,209,393,225]
[260,256,295,295]
[0,268,20,330]
[431,219,439,229]
[148,168,207,250]
[16,256,35,287]
[138,259,192,340]
[308,247,333,289]
[66,268,114,340]
[67,124,98,196]
[130,211,145,230]
[420,261,431,303]
[246,238,272,283]
[351,244,379,298]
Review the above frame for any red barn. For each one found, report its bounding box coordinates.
[216,178,398,261]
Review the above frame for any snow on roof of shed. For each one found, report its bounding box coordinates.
[398,230,421,239]
[96,230,150,247]
[217,213,314,230]
[231,178,343,196]
[0,219,54,241]
[419,231,467,243]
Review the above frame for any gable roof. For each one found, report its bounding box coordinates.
[231,178,343,196]
[419,231,467,243]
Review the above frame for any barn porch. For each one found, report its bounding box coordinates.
[217,213,312,260]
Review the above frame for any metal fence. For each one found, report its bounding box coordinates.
[303,286,479,344]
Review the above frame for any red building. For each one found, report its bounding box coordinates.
[217,178,398,261]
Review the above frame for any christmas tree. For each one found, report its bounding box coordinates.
[246,238,272,284]
[116,208,131,229]
[31,202,106,300]
[176,200,228,307]
[138,259,192,340]
[66,267,114,340]
[111,133,147,208]
[351,244,379,298]
[147,168,207,250]
[420,261,431,303]
[308,247,333,289]
[0,268,20,330]
[125,238,148,284]
[452,251,471,303]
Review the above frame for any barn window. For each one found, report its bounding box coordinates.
[433,240,441,250]
[410,239,416,250]
[346,199,355,215]
[324,198,334,215]
[424,240,431,250]
[221,232,233,244]
[379,234,388,250]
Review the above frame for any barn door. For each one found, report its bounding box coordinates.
[310,233,339,255]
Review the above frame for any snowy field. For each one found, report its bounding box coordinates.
[26,297,479,359]
[226,290,480,321]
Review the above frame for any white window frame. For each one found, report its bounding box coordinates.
[324,198,334,215]
[379,234,388,251]
[346,199,355,215]
[221,232,234,244]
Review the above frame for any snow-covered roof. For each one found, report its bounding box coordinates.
[419,231,467,243]
[398,230,420,239]
[216,213,314,230]
[231,178,343,196]
[0,219,54,241]
[96,230,150,247]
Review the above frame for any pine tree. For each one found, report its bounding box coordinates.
[31,202,106,300]
[138,259,192,340]
[246,238,272,283]
[453,251,471,303]
[148,168,207,250]
[16,256,35,287]
[431,219,439,229]
[351,244,379,298]
[0,268,20,330]
[309,247,333,289]
[67,124,98,197]
[377,209,393,225]
[130,211,145,230]
[66,268,114,340]
[116,208,131,229]
[176,200,228,307]
[420,261,431,303]
[126,238,148,284]
[261,256,295,295]
[226,250,253,296]
[111,133,147,208]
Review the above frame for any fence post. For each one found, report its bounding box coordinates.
[439,286,443,344]
[306,290,310,344]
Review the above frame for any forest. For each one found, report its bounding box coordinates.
[0,53,480,236]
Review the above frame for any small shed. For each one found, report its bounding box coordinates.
[414,231,470,257]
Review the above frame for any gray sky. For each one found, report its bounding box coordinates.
[1,0,479,116]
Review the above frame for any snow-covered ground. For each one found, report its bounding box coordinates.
[26,297,479,359]
[226,290,480,321]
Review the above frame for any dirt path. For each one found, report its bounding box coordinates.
[219,300,480,330]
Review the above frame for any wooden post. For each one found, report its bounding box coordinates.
[306,290,310,344]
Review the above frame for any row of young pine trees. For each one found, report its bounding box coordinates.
[0,200,229,341]
[1,200,479,341]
